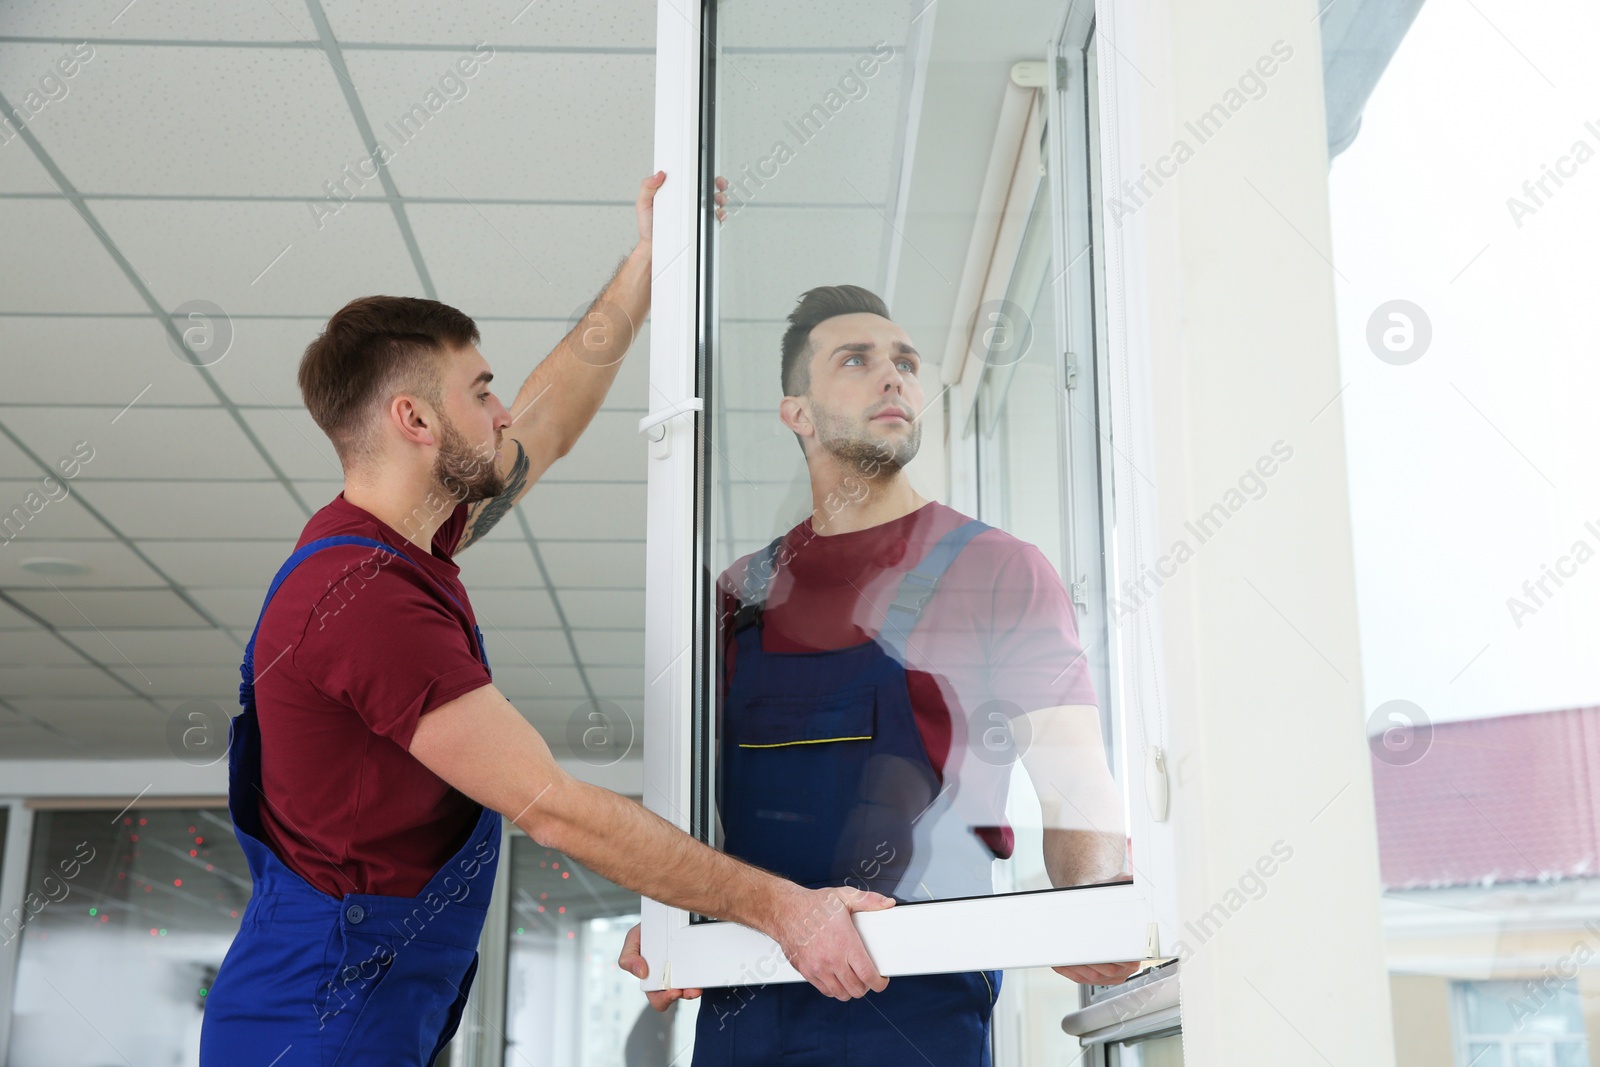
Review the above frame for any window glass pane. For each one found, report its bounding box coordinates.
[1460,980,1586,1036]
[696,0,1129,911]
[1112,1032,1185,1066]
[1553,1042,1587,1067]
[503,834,698,1066]
[1511,1044,1551,1067]
[1467,1044,1505,1067]
[5,806,248,1066]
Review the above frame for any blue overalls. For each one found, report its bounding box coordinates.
[694,520,1003,1067]
[200,535,501,1067]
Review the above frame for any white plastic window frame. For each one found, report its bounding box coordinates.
[640,0,1177,991]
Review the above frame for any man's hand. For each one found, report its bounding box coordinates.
[1053,960,1144,985]
[616,886,895,1005]
[636,169,666,249]
[714,175,730,222]
[765,884,895,1001]
[618,923,703,1013]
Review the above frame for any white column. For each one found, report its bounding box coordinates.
[1123,0,1396,1061]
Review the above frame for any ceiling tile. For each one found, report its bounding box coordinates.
[558,588,643,629]
[479,626,574,672]
[290,481,345,514]
[0,630,84,667]
[718,5,911,49]
[0,665,128,698]
[570,628,643,666]
[585,666,642,699]
[343,51,653,201]
[0,131,62,193]
[718,206,890,325]
[9,45,368,197]
[493,665,585,700]
[137,540,289,591]
[74,480,309,540]
[2,404,274,480]
[0,428,40,480]
[470,587,560,629]
[3,698,169,755]
[89,199,425,316]
[320,0,654,49]
[185,587,272,629]
[538,540,643,589]
[455,541,545,589]
[238,406,346,480]
[0,538,164,587]
[63,627,242,666]
[472,319,651,413]
[519,483,643,540]
[0,477,109,541]
[540,409,645,482]
[0,723,82,757]
[0,199,147,312]
[715,320,788,405]
[0,594,39,628]
[0,1,319,41]
[8,587,212,629]
[409,203,636,318]
[201,317,327,407]
[107,664,239,701]
[0,315,220,404]
[717,53,907,207]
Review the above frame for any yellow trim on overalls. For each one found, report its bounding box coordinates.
[736,735,874,748]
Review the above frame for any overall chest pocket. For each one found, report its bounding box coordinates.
[736,686,878,749]
[722,687,878,887]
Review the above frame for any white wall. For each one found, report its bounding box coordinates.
[1119,0,1396,1060]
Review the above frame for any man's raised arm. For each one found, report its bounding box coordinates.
[457,170,664,550]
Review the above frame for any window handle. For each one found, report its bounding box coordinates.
[637,398,704,441]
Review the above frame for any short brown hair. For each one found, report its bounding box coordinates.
[779,285,890,396]
[298,295,479,466]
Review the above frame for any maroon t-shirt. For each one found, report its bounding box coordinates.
[252,491,493,899]
[717,501,1098,860]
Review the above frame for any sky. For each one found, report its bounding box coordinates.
[1329,0,1600,724]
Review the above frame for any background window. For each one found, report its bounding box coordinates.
[5,805,248,1067]
[501,833,698,1066]
[1453,980,1588,1067]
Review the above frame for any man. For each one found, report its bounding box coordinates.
[618,284,1142,1065]
[199,175,896,1067]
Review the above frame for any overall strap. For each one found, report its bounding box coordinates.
[238,535,475,709]
[876,519,993,662]
[731,535,786,633]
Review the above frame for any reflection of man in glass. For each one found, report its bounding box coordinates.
[644,285,1138,1064]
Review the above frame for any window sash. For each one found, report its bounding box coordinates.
[639,0,1179,991]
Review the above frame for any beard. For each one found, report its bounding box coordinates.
[434,414,506,505]
[810,397,921,477]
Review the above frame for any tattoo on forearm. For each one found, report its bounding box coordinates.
[459,441,530,550]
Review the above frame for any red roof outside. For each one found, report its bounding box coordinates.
[1371,705,1600,890]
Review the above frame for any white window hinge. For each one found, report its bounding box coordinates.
[1147,745,1170,823]
[1070,578,1088,609]
[1064,351,1079,390]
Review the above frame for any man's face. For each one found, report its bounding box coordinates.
[433,344,512,504]
[794,312,925,472]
